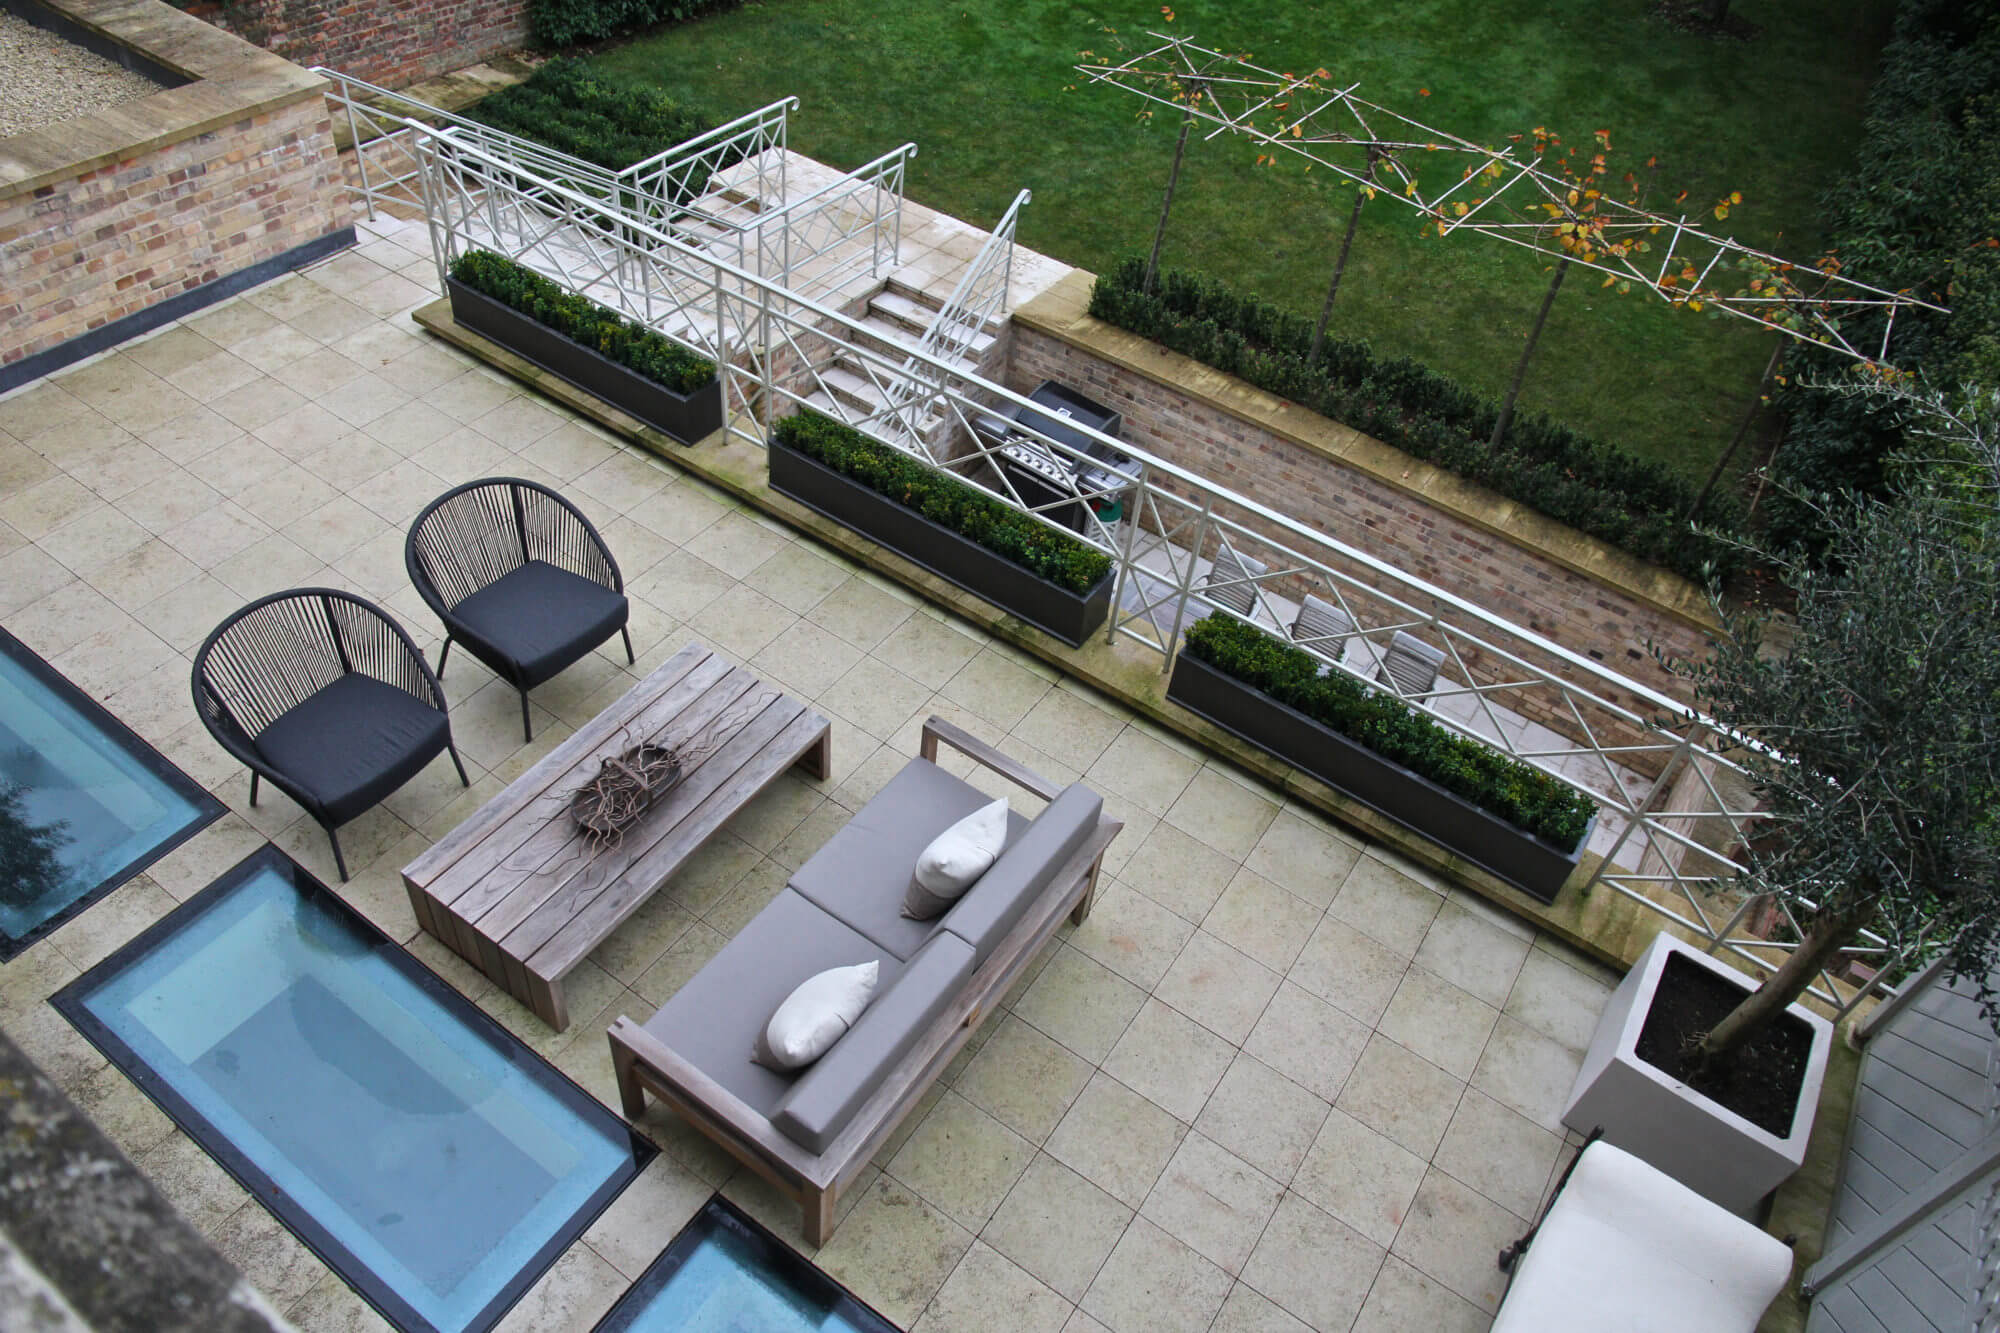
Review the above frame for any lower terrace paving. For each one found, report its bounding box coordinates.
[0,213,1621,1333]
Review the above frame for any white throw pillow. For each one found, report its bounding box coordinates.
[751,960,880,1070]
[903,797,1009,920]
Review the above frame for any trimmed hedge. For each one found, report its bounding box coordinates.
[1183,613,1598,848]
[462,60,712,175]
[1089,259,1745,582]
[772,410,1114,596]
[448,250,716,395]
[530,0,743,49]
[1764,0,2000,551]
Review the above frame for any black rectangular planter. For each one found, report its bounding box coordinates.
[446,278,722,445]
[1166,653,1589,902]
[768,437,1114,648]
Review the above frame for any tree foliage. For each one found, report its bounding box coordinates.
[1763,0,2000,551]
[0,783,67,914]
[1670,379,2000,1059]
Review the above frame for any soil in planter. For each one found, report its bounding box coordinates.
[1634,954,1812,1137]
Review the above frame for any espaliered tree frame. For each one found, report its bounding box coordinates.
[1075,31,1948,370]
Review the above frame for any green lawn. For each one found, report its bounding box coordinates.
[590,0,1893,481]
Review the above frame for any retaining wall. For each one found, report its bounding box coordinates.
[1,0,352,385]
[177,0,529,88]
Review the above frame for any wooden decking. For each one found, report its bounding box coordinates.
[402,641,831,1029]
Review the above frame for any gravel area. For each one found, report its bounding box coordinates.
[0,12,167,140]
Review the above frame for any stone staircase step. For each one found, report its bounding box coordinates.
[821,364,892,413]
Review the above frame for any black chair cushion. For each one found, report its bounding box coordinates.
[447,560,629,688]
[253,674,451,825]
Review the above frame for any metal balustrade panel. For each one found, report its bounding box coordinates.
[369,82,1910,1014]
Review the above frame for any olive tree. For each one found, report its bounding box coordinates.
[1670,379,2000,1063]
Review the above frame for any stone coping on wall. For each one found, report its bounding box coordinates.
[0,0,329,201]
[1012,269,1724,636]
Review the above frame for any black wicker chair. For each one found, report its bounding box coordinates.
[192,588,469,881]
[405,478,634,743]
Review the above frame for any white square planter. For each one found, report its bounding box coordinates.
[1562,931,1834,1217]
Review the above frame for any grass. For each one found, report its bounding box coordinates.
[588,0,1894,482]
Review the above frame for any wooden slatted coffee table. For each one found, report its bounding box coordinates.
[402,642,831,1030]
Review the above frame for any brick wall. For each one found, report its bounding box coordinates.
[1007,320,1718,775]
[0,98,351,368]
[179,0,530,88]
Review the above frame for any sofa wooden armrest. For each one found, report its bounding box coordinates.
[920,715,1063,803]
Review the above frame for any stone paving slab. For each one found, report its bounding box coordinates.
[0,213,1640,1333]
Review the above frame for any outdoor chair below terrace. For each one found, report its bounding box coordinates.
[192,588,468,881]
[405,477,633,742]
[1202,545,1270,619]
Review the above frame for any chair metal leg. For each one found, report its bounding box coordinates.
[327,827,349,882]
[520,690,533,742]
[620,626,635,664]
[447,742,469,787]
[437,636,453,675]
[249,771,260,806]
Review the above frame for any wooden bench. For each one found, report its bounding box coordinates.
[402,642,830,1029]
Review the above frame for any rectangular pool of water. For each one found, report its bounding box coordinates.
[56,846,651,1333]
[0,625,221,958]
[596,1198,896,1333]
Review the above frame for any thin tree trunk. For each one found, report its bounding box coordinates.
[1688,340,1784,521]
[1490,256,1570,449]
[1310,154,1378,363]
[1695,896,1878,1065]
[1144,116,1194,294]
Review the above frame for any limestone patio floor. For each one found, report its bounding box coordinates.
[0,213,1621,1333]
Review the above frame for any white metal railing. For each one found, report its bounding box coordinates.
[614,97,797,229]
[323,72,908,300]
[317,68,622,221]
[742,143,916,296]
[408,124,1905,1021]
[882,187,1029,443]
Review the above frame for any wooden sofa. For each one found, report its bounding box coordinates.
[608,717,1122,1245]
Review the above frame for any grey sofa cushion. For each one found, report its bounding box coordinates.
[641,888,903,1118]
[771,931,977,1154]
[790,759,1027,960]
[942,783,1103,963]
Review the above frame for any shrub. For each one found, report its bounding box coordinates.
[462,60,713,175]
[1089,259,1746,582]
[772,411,1114,595]
[529,0,743,49]
[448,250,716,395]
[1182,614,1599,848]
[1763,0,2000,551]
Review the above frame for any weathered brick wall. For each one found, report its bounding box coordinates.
[0,97,351,368]
[178,0,529,88]
[1008,319,1719,775]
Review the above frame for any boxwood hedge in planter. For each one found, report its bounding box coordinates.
[769,410,1114,646]
[1170,613,1597,900]
[447,250,720,444]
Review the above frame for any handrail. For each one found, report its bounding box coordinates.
[919,186,1028,363]
[616,96,797,181]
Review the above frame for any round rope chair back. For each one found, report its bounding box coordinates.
[191,588,444,749]
[405,477,621,617]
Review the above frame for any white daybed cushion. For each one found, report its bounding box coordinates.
[1492,1140,1793,1333]
[752,960,880,1070]
[903,797,1009,919]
